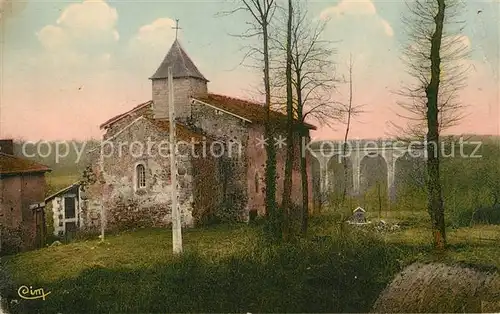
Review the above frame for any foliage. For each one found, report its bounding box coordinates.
[0,226,23,256]
[441,141,500,227]
[81,164,98,188]
[218,158,248,223]
[107,198,159,230]
[43,203,56,243]
[471,205,500,225]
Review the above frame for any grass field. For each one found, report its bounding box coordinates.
[2,211,499,313]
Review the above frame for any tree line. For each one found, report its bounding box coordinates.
[229,0,471,249]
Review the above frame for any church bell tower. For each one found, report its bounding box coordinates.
[149,26,208,121]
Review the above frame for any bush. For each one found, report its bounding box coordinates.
[447,204,500,228]
[471,204,500,225]
[0,262,17,312]
[72,227,102,242]
[0,226,23,256]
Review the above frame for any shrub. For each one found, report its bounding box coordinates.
[0,226,23,256]
[447,204,500,228]
[72,227,102,242]
[471,204,500,225]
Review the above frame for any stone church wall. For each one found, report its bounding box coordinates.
[83,118,197,232]
[103,104,153,140]
[189,101,250,221]
[189,100,313,217]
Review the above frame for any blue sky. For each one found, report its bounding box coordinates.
[0,0,498,140]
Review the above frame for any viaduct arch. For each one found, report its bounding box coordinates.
[311,140,425,202]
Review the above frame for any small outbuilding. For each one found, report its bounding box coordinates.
[45,182,84,239]
[0,139,51,252]
[349,206,367,224]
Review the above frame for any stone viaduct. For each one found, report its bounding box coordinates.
[310,140,426,201]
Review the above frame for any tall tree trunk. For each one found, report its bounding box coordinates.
[263,20,279,238]
[300,137,308,235]
[282,0,294,240]
[377,181,382,219]
[426,0,446,250]
[296,76,308,235]
[341,54,354,207]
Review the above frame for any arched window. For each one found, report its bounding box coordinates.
[136,164,146,189]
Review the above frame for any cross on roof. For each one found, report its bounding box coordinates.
[172,19,181,40]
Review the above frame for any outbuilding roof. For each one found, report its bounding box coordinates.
[0,153,51,176]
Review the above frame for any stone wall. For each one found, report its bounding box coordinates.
[190,100,314,217]
[85,117,196,231]
[191,145,224,224]
[189,101,250,221]
[103,103,153,140]
[80,153,104,231]
[152,78,208,121]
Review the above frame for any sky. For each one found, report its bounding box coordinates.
[0,0,498,141]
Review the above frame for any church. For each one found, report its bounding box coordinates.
[78,38,316,232]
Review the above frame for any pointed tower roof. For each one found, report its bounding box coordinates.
[149,39,208,81]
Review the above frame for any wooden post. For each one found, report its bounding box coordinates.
[168,66,183,254]
[377,181,382,219]
[100,158,106,242]
[100,199,105,241]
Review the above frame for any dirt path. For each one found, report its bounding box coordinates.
[372,262,500,313]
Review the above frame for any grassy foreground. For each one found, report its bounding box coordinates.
[2,214,499,313]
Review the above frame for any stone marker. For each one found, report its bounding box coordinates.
[349,206,367,224]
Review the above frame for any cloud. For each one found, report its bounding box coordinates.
[36,0,119,53]
[0,0,125,140]
[127,18,177,76]
[320,0,393,37]
[130,18,176,49]
[380,19,394,37]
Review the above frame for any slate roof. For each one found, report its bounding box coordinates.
[0,153,51,176]
[150,39,208,81]
[195,93,317,130]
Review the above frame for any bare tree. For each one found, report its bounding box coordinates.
[398,0,469,249]
[339,54,364,207]
[222,0,280,237]
[271,1,340,235]
[393,0,469,141]
[281,0,294,241]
